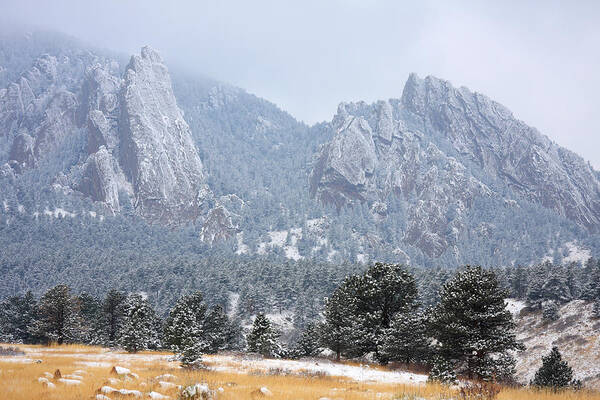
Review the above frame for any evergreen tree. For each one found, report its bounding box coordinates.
[380,310,430,365]
[428,356,457,384]
[542,301,560,321]
[320,263,418,360]
[319,276,360,361]
[102,289,126,346]
[247,313,280,357]
[527,263,548,309]
[542,271,572,304]
[593,299,600,319]
[291,322,321,358]
[119,294,161,352]
[77,292,102,344]
[30,285,83,345]
[430,266,524,380]
[0,291,37,343]
[203,305,230,353]
[531,347,577,390]
[163,291,207,353]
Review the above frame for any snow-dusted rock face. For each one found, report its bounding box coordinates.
[0,54,80,172]
[119,46,208,225]
[401,74,600,231]
[0,46,227,229]
[310,74,600,257]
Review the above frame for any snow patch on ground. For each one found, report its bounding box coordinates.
[205,354,428,385]
[505,298,526,317]
[514,300,600,388]
[43,207,77,218]
[235,232,249,255]
[227,292,240,318]
[257,229,303,260]
[562,241,591,265]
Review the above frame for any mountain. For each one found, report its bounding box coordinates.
[310,74,600,263]
[1,30,600,305]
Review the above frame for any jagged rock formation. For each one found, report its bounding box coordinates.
[0,45,226,230]
[311,74,600,257]
[119,47,208,225]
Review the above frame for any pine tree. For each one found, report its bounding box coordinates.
[247,313,280,357]
[30,285,83,345]
[320,263,418,360]
[119,294,160,353]
[527,263,548,309]
[203,305,230,353]
[531,347,576,390]
[77,292,102,344]
[542,271,572,304]
[593,299,600,319]
[542,300,560,321]
[428,356,457,384]
[380,310,430,365]
[319,276,360,361]
[430,266,524,380]
[0,291,37,343]
[163,292,207,352]
[291,322,321,358]
[102,289,126,346]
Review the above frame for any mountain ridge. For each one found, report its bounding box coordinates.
[1,29,599,272]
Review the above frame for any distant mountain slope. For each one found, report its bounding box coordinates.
[1,29,599,274]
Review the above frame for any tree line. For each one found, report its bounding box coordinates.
[0,262,586,390]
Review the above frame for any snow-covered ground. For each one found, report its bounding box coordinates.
[513,300,600,388]
[1,346,427,386]
[205,354,428,385]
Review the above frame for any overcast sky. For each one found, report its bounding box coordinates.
[3,0,600,166]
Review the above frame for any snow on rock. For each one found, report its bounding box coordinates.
[43,207,76,218]
[180,383,213,400]
[205,354,427,385]
[58,378,82,385]
[147,392,170,399]
[110,366,131,375]
[157,381,177,390]
[38,377,55,388]
[62,373,84,380]
[96,395,111,400]
[154,374,177,382]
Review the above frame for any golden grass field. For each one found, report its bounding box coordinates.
[0,344,598,400]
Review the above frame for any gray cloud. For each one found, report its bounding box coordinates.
[3,0,600,166]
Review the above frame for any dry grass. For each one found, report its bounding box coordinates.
[0,344,598,400]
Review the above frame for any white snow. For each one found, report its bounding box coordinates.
[157,381,177,389]
[227,292,240,318]
[504,299,526,317]
[43,207,77,218]
[562,241,591,265]
[205,354,427,385]
[111,366,131,375]
[58,378,82,385]
[235,232,249,255]
[148,392,170,400]
[0,357,35,363]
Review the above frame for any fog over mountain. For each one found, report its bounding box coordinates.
[2,0,600,167]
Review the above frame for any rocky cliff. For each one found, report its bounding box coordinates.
[0,45,220,229]
[310,74,600,257]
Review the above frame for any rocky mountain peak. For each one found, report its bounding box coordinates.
[310,73,600,257]
[119,46,209,225]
